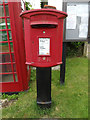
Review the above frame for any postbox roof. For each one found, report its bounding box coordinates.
[20,9,68,19]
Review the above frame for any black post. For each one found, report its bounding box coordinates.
[36,67,51,108]
[60,42,67,85]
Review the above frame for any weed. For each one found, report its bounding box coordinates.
[2,93,18,101]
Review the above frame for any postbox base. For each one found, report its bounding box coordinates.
[26,62,62,68]
[36,67,51,108]
[37,101,51,108]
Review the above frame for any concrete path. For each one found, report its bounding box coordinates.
[32,65,60,70]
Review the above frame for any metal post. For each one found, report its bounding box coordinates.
[60,42,67,85]
[36,67,51,107]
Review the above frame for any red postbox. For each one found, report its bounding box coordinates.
[20,9,67,67]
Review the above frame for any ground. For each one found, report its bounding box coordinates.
[1,57,88,118]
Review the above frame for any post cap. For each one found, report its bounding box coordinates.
[44,5,56,9]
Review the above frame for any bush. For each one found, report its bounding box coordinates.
[66,42,84,57]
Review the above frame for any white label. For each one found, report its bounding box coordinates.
[66,5,77,29]
[79,24,88,38]
[39,38,50,55]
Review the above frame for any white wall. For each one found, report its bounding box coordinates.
[48,0,63,11]
[32,0,40,9]
[25,0,40,9]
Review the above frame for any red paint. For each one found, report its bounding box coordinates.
[20,9,67,67]
[0,1,30,93]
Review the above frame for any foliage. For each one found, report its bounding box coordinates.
[2,93,18,101]
[71,42,84,48]
[66,42,84,57]
[2,57,88,118]
[30,67,36,81]
[25,1,32,10]
[1,91,26,101]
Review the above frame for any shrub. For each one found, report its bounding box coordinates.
[66,42,84,57]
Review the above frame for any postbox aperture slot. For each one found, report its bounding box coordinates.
[31,24,57,28]
[30,21,58,28]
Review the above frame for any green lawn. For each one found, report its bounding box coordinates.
[2,57,88,118]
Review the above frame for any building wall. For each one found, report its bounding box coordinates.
[48,0,63,10]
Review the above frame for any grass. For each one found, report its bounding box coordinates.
[2,57,88,118]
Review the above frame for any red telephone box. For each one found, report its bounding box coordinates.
[0,1,30,93]
[20,9,67,67]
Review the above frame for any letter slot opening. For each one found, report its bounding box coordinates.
[31,24,57,28]
[30,21,58,28]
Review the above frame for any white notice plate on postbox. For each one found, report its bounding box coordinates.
[39,38,50,55]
